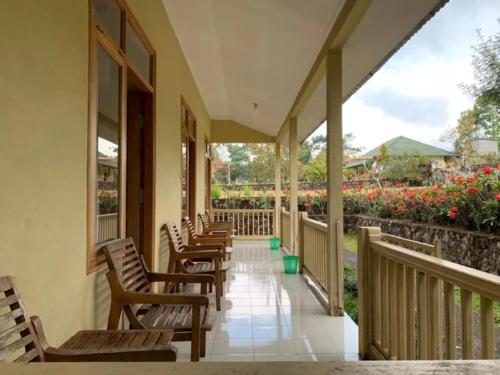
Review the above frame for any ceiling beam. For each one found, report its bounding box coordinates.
[276,0,372,136]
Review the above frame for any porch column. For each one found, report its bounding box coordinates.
[326,48,344,316]
[289,117,298,254]
[274,141,281,237]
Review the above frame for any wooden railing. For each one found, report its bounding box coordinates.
[300,212,328,291]
[280,208,291,249]
[358,227,500,361]
[212,209,274,238]
[97,213,118,243]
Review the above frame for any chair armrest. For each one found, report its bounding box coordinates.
[193,237,228,246]
[147,272,214,284]
[122,291,209,306]
[177,250,222,259]
[183,244,224,252]
[196,234,229,240]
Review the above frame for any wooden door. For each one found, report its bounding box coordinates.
[126,92,145,252]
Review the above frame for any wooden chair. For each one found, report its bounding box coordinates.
[102,238,216,362]
[198,212,235,239]
[0,276,176,363]
[162,222,230,311]
[183,216,233,260]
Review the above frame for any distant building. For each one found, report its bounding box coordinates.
[471,139,499,156]
[344,136,457,174]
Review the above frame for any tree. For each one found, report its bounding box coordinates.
[445,26,500,157]
[343,132,363,158]
[225,144,250,183]
[247,143,274,183]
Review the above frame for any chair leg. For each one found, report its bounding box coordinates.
[191,307,201,362]
[209,283,213,293]
[200,330,206,358]
[215,270,222,311]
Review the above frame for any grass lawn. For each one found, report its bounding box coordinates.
[344,232,357,252]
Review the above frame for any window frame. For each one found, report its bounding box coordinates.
[87,0,156,273]
[180,97,197,223]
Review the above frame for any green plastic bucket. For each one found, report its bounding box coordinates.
[283,255,299,274]
[269,236,281,250]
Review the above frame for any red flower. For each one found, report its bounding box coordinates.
[496,193,500,201]
[435,197,441,204]
[497,164,500,171]
[467,186,478,195]
[367,193,373,200]
[449,176,455,182]
[482,166,492,174]
[439,194,447,200]
[467,176,475,183]
[450,206,459,213]
[447,211,457,219]
[457,177,465,184]
[396,205,406,214]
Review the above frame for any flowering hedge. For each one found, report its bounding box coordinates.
[342,165,500,233]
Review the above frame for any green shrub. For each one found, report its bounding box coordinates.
[211,185,222,199]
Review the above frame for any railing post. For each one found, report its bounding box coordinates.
[298,212,307,273]
[274,141,281,238]
[358,226,381,360]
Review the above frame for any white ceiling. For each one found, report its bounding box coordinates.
[162,0,446,140]
[162,0,344,136]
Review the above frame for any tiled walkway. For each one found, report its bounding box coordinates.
[176,241,359,362]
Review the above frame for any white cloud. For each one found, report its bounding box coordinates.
[310,0,498,154]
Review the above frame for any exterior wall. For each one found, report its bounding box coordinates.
[0,0,210,346]
[211,120,275,143]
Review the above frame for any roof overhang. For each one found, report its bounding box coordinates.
[162,0,448,143]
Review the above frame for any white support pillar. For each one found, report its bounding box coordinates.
[326,48,344,316]
[274,141,281,237]
[289,117,298,254]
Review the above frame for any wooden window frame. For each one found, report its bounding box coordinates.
[180,97,197,222]
[87,0,156,274]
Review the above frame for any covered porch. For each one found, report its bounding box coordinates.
[1,0,499,372]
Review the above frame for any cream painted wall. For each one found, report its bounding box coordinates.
[211,120,275,143]
[0,0,210,345]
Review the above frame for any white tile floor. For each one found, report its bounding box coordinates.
[176,240,359,362]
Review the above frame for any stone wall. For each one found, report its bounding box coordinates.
[345,215,500,275]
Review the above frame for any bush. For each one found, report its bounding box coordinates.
[343,165,499,233]
[211,185,222,199]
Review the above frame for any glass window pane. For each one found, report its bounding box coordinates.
[127,22,151,82]
[96,45,120,243]
[92,0,121,46]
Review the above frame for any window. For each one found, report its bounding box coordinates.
[88,0,155,273]
[181,100,196,221]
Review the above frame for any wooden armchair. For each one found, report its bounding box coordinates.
[198,212,235,239]
[102,238,216,362]
[0,276,176,363]
[162,222,230,311]
[183,216,233,260]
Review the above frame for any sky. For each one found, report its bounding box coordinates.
[310,0,499,154]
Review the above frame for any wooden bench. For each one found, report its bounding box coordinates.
[162,222,230,311]
[102,238,216,362]
[0,276,176,363]
[183,216,233,260]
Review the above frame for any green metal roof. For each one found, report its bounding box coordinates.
[344,160,371,169]
[363,136,457,157]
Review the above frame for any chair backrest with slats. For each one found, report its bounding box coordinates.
[0,277,43,363]
[163,222,191,272]
[198,213,210,231]
[182,217,198,243]
[102,239,151,322]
